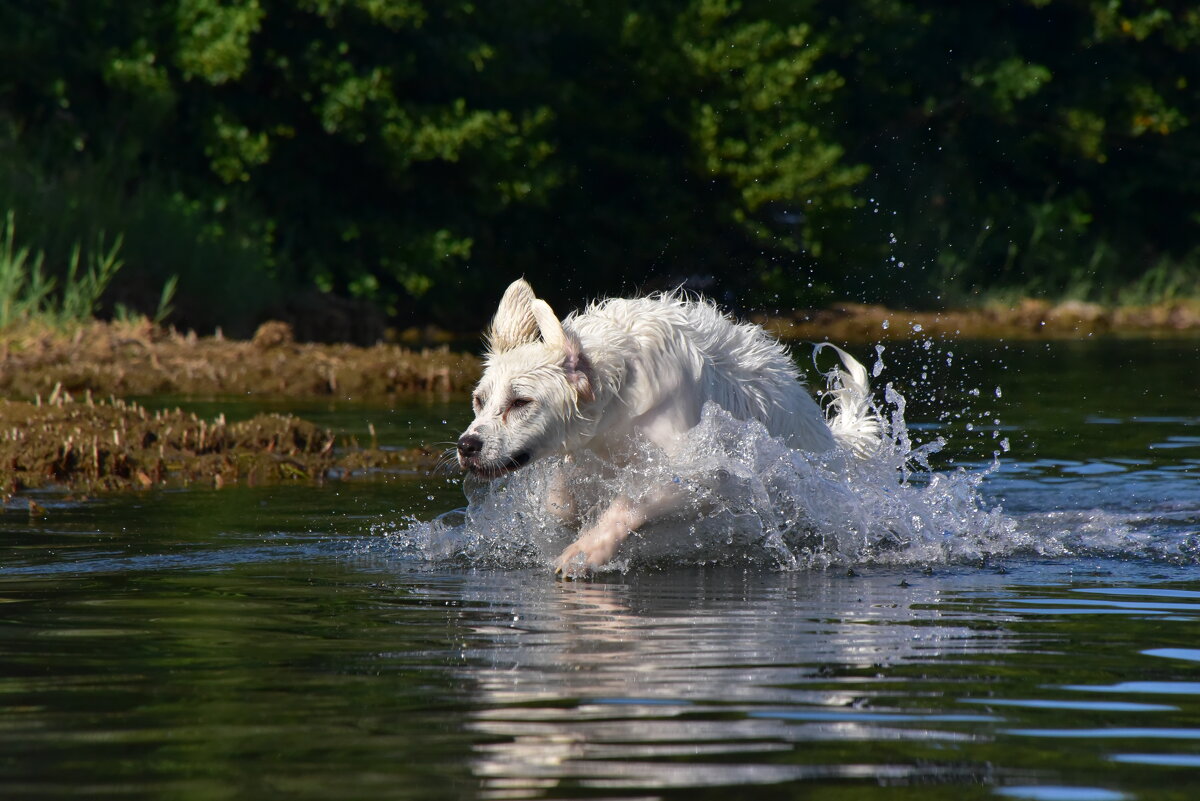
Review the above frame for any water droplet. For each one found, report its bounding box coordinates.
[392,370,1007,571]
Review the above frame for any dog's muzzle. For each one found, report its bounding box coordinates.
[457,433,483,458]
[457,434,532,479]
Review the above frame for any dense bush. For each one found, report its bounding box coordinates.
[0,0,1195,335]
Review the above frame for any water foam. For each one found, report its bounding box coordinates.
[377,371,1031,571]
[375,347,1200,571]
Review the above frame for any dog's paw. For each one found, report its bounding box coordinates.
[553,550,592,581]
[553,530,620,579]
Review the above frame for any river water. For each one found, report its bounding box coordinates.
[1,337,1197,800]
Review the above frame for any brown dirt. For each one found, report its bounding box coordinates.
[1,303,1195,405]
[756,298,1200,342]
[0,388,443,495]
[0,319,481,400]
[0,303,1193,497]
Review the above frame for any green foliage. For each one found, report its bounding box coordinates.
[676,2,866,253]
[176,0,264,85]
[0,212,55,328]
[1116,252,1200,305]
[816,0,1199,306]
[0,211,164,329]
[0,0,1196,333]
[0,140,280,335]
[59,235,124,323]
[155,275,181,325]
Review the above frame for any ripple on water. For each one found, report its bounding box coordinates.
[374,337,1200,573]
[379,399,1200,571]
[995,787,1130,801]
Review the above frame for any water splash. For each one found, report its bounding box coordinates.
[376,366,1200,570]
[376,369,1030,571]
[372,334,1200,572]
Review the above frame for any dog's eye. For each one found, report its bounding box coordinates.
[509,397,533,411]
[472,395,485,411]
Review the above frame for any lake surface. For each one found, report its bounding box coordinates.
[1,337,1198,800]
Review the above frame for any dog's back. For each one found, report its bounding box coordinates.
[566,293,839,453]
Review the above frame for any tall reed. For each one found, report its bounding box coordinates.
[0,210,153,329]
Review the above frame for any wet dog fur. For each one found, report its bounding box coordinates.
[457,279,880,576]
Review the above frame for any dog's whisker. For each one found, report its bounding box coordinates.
[431,447,460,475]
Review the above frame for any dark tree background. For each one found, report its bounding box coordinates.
[1,0,1196,337]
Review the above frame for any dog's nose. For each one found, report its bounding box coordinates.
[457,434,484,458]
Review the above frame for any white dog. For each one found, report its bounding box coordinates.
[457,279,882,575]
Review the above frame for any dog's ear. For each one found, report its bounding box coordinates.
[563,342,594,404]
[486,279,539,353]
[530,298,565,350]
[531,299,593,403]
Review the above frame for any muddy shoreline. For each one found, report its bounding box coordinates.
[755,298,1200,343]
[2,303,1195,495]
[4,301,1197,402]
[0,319,480,400]
[1,389,442,496]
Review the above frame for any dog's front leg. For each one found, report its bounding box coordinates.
[553,483,685,577]
[554,496,639,576]
[544,459,579,526]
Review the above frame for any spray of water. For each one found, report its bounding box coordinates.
[371,331,1200,571]
[376,357,1032,572]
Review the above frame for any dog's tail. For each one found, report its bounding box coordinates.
[815,344,884,458]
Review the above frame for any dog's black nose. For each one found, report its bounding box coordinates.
[457,434,484,458]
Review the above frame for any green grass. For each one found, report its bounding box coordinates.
[0,210,177,330]
[0,140,281,336]
[944,243,1200,311]
[0,211,56,328]
[1114,255,1200,306]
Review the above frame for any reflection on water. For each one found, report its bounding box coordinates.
[2,508,1200,800]
[458,571,1008,797]
[431,566,1198,800]
[0,338,1197,800]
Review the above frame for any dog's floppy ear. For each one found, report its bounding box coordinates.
[486,279,539,353]
[531,299,593,403]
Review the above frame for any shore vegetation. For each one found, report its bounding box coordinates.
[1,1,1195,335]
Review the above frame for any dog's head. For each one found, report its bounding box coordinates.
[457,279,594,479]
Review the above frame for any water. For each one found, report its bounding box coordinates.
[1,337,1198,799]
